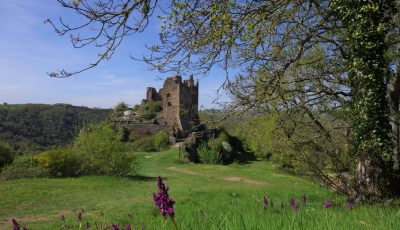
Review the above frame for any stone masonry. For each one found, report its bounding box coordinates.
[146,75,200,137]
[113,75,200,139]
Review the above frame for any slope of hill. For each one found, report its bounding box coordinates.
[1,148,399,229]
[0,103,111,152]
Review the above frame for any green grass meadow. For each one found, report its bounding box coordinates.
[1,148,399,229]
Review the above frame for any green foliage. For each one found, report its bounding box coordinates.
[197,142,221,164]
[235,113,288,160]
[73,123,137,176]
[135,101,163,121]
[207,129,234,163]
[0,142,14,169]
[0,155,49,180]
[1,149,400,229]
[0,103,110,152]
[114,102,128,112]
[332,0,394,160]
[34,147,80,177]
[129,136,158,152]
[1,123,138,179]
[153,131,169,150]
[128,131,170,152]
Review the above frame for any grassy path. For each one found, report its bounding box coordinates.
[1,148,399,229]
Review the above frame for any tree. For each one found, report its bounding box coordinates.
[114,102,129,112]
[50,0,400,202]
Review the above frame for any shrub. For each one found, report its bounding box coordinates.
[0,142,14,169]
[73,123,137,176]
[135,101,163,121]
[153,131,169,150]
[0,155,49,180]
[197,142,221,164]
[35,147,80,177]
[129,136,158,152]
[208,129,234,163]
[115,102,128,112]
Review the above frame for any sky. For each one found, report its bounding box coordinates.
[0,0,229,109]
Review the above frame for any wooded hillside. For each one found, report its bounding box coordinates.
[0,104,110,152]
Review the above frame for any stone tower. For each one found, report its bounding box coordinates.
[158,75,200,137]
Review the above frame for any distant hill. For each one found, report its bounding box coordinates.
[0,103,111,152]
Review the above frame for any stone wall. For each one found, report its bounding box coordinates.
[146,87,160,101]
[115,75,200,139]
[115,122,169,137]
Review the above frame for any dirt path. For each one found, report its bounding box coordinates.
[0,210,72,229]
[167,167,266,186]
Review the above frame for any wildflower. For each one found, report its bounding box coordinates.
[112,224,119,230]
[128,213,133,220]
[263,195,268,209]
[85,221,90,230]
[323,199,332,208]
[270,198,274,208]
[280,202,284,209]
[346,200,354,210]
[141,223,145,230]
[126,224,132,230]
[22,227,28,230]
[293,203,300,212]
[301,194,307,204]
[12,219,19,230]
[290,198,295,207]
[76,211,82,222]
[153,176,178,230]
[153,176,175,218]
[60,213,65,222]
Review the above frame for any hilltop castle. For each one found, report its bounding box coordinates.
[114,75,201,139]
[146,75,200,136]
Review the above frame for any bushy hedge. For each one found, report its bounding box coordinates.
[34,147,79,177]
[207,130,234,163]
[73,123,137,176]
[0,142,14,169]
[129,131,170,152]
[0,155,49,180]
[153,131,169,150]
[0,123,138,180]
[197,142,221,164]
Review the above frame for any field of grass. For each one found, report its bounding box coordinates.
[1,148,400,229]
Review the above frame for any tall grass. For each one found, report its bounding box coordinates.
[2,148,400,229]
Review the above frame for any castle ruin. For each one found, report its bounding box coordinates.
[114,75,201,139]
[147,75,200,136]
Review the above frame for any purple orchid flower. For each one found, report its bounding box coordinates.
[346,200,354,210]
[153,176,175,218]
[263,195,268,209]
[290,198,295,207]
[293,203,300,212]
[301,194,307,204]
[76,211,82,222]
[12,219,19,230]
[323,199,332,208]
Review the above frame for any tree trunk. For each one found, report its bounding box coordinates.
[387,58,400,171]
[334,0,396,202]
[354,153,392,202]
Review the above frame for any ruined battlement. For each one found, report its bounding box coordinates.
[147,75,200,137]
[116,75,200,139]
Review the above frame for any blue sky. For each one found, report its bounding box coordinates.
[0,0,229,109]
